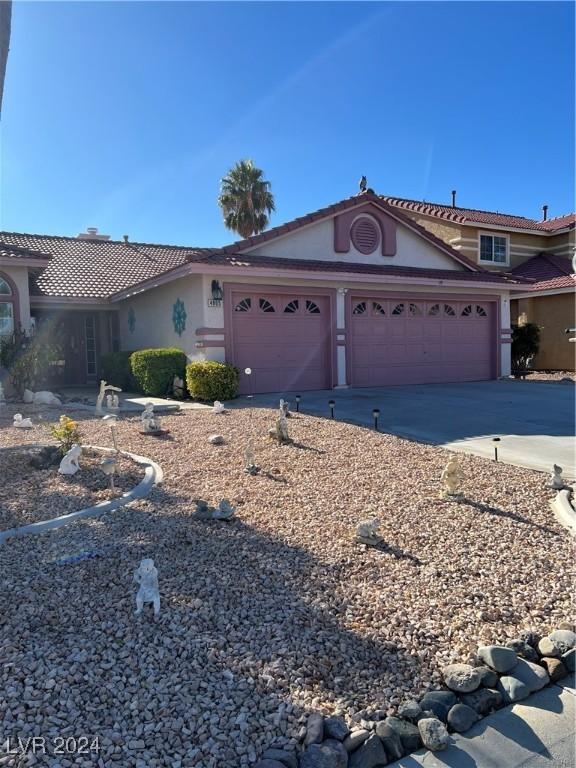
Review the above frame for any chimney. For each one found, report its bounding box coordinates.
[123,235,129,244]
[77,227,110,241]
[451,190,457,208]
[542,204,548,221]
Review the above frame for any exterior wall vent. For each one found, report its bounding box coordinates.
[350,216,380,254]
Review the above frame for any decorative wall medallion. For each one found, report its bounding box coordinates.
[172,299,187,336]
[127,307,136,333]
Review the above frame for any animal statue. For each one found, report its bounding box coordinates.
[550,464,566,490]
[213,401,225,414]
[212,499,235,520]
[23,389,61,406]
[269,413,291,444]
[141,402,160,433]
[58,443,82,476]
[244,440,259,475]
[134,558,160,616]
[13,413,33,429]
[356,518,381,541]
[95,380,122,416]
[173,375,185,399]
[279,399,291,418]
[441,454,464,497]
[359,175,367,193]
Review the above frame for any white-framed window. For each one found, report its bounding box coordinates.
[479,233,508,265]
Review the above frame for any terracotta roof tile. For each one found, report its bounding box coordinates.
[383,196,576,233]
[511,252,575,291]
[0,242,52,261]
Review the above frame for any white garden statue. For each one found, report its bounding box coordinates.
[550,464,567,490]
[269,413,291,444]
[134,558,160,616]
[23,389,61,406]
[95,380,122,416]
[58,443,82,476]
[13,413,33,429]
[213,400,225,414]
[441,454,464,497]
[279,399,291,418]
[141,402,161,433]
[356,518,382,543]
[212,499,235,520]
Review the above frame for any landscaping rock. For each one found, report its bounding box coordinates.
[385,717,422,753]
[506,639,539,663]
[255,762,286,768]
[562,648,575,672]
[375,721,403,761]
[304,713,325,746]
[549,629,576,653]
[262,749,298,768]
[460,687,503,715]
[476,665,499,688]
[348,733,388,768]
[540,657,568,682]
[418,718,450,751]
[397,700,421,721]
[498,675,531,703]
[538,637,561,657]
[510,658,549,692]
[478,645,518,673]
[28,445,61,469]
[558,622,576,632]
[343,729,370,753]
[421,689,457,707]
[324,716,350,741]
[447,703,480,733]
[300,741,347,768]
[418,696,450,723]
[442,663,481,693]
[208,434,224,445]
[518,630,541,648]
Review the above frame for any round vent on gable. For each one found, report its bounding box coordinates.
[350,216,380,254]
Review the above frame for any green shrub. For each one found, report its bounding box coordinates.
[130,348,187,396]
[101,351,138,391]
[186,361,239,401]
[7,321,64,395]
[511,322,540,372]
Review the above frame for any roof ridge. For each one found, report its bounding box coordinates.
[0,230,213,252]
[539,251,574,275]
[380,195,536,222]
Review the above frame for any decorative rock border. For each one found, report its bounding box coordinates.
[550,489,576,537]
[0,445,163,545]
[253,624,576,768]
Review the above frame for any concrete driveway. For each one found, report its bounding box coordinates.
[233,380,576,478]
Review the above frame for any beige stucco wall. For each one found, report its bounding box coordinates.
[245,216,465,271]
[512,293,575,370]
[1,264,32,331]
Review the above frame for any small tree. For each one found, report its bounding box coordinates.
[511,322,540,373]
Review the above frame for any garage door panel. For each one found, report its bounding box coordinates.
[350,296,494,387]
[229,291,332,394]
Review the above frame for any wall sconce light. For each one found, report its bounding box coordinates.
[328,399,335,419]
[211,280,223,301]
[372,408,380,431]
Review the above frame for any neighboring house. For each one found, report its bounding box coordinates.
[0,192,545,394]
[383,195,575,371]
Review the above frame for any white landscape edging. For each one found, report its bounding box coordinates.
[0,446,163,545]
[550,489,576,538]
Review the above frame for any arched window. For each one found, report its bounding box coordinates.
[408,303,422,316]
[305,300,321,314]
[352,301,367,316]
[444,304,456,317]
[0,274,16,336]
[392,303,405,316]
[372,302,386,315]
[284,299,299,313]
[234,298,251,312]
[259,298,275,313]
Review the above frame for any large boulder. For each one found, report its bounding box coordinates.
[324,716,350,741]
[375,721,403,761]
[304,713,325,746]
[478,645,518,673]
[460,687,503,715]
[418,718,450,751]
[421,690,457,707]
[442,663,482,693]
[509,658,549,693]
[343,730,370,753]
[418,696,450,723]
[397,700,421,721]
[538,637,561,658]
[300,740,347,768]
[540,657,568,682]
[562,648,575,673]
[549,629,576,654]
[348,734,388,768]
[261,749,298,768]
[384,717,422,753]
[476,665,499,688]
[498,675,531,703]
[506,639,539,663]
[447,704,479,733]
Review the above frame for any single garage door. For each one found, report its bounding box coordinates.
[350,297,494,387]
[228,289,332,394]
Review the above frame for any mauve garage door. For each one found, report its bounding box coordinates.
[229,290,332,394]
[350,298,494,387]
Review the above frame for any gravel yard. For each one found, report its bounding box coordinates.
[514,370,575,382]
[0,403,573,767]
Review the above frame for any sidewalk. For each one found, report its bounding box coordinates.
[387,681,575,768]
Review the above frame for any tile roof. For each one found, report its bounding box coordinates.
[0,242,52,261]
[511,252,575,292]
[0,232,211,298]
[382,196,576,233]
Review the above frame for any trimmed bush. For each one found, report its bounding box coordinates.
[101,351,138,391]
[511,322,540,373]
[186,361,239,402]
[130,348,187,396]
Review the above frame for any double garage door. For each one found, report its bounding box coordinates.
[227,288,494,394]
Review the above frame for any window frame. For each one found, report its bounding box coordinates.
[478,231,510,266]
[0,272,19,337]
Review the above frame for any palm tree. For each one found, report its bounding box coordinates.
[218,159,275,239]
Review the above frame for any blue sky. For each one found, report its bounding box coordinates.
[1,1,574,245]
